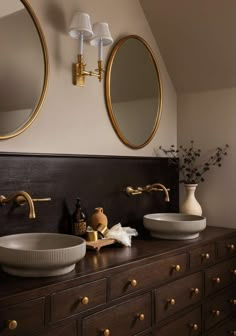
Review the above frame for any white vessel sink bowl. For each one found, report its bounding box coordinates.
[143,213,206,240]
[0,233,86,277]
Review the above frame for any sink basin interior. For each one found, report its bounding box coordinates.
[0,233,86,277]
[143,213,206,240]
[1,233,82,250]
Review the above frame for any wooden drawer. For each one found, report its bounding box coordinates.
[205,257,236,296]
[110,254,187,299]
[205,286,236,330]
[155,272,202,321]
[82,293,151,336]
[51,278,107,322]
[217,236,236,258]
[36,322,77,336]
[0,298,45,336]
[190,243,216,269]
[206,317,236,336]
[155,307,202,335]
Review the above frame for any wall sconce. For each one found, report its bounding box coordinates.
[68,12,113,87]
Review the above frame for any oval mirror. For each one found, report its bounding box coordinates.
[105,35,162,149]
[0,0,48,140]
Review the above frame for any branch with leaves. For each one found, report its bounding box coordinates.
[158,141,229,184]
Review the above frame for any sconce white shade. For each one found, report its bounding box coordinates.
[90,22,113,46]
[68,12,93,39]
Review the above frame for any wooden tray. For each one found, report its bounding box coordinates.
[86,238,116,251]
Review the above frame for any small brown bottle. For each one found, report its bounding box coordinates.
[72,198,87,236]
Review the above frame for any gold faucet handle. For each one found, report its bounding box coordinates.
[125,186,142,196]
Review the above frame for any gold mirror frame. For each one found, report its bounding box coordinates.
[105,35,162,149]
[0,0,49,140]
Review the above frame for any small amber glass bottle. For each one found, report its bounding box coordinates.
[72,198,87,236]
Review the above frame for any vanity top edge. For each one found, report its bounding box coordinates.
[0,226,235,306]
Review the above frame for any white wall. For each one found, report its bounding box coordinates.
[0,0,177,156]
[178,88,236,228]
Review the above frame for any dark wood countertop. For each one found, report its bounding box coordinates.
[0,226,235,307]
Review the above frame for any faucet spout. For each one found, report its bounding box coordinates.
[0,191,36,219]
[145,183,170,202]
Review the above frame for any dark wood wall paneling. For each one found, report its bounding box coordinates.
[0,153,179,237]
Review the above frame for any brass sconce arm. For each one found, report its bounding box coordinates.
[0,191,51,219]
[125,183,170,202]
[74,56,104,86]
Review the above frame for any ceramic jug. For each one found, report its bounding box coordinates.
[90,207,108,235]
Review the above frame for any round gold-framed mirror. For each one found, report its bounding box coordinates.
[105,35,162,149]
[0,0,49,140]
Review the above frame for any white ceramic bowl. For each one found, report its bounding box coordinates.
[0,233,86,277]
[143,213,206,240]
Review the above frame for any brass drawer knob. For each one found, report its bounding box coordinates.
[227,244,235,251]
[213,277,221,284]
[81,296,89,305]
[137,313,145,321]
[129,279,137,287]
[191,288,200,295]
[172,264,181,272]
[190,324,198,331]
[231,269,236,276]
[201,253,210,260]
[103,329,110,336]
[167,298,176,305]
[212,310,220,316]
[7,320,17,330]
[230,299,236,305]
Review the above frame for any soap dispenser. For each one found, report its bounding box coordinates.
[72,198,87,236]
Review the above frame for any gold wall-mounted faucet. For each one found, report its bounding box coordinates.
[0,191,51,219]
[144,183,170,202]
[125,183,170,202]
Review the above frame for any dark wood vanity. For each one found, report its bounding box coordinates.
[0,154,235,335]
[0,226,235,336]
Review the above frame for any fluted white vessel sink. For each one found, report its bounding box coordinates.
[143,213,206,240]
[0,233,86,277]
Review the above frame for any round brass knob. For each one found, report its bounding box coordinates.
[168,298,176,305]
[231,269,236,276]
[172,264,181,272]
[103,329,110,336]
[129,279,137,287]
[137,313,145,321]
[212,310,220,316]
[7,320,17,330]
[190,324,198,331]
[201,253,210,260]
[228,244,235,251]
[213,277,221,284]
[81,296,89,305]
[230,299,236,305]
[191,288,200,295]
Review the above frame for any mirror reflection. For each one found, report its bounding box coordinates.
[105,35,162,149]
[0,0,48,139]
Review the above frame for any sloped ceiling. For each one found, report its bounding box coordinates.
[140,0,236,93]
[0,1,22,18]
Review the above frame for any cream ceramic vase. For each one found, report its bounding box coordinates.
[180,184,202,216]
